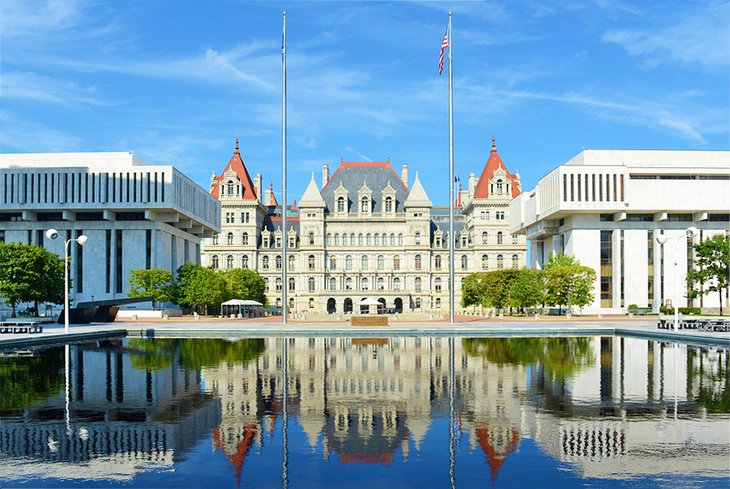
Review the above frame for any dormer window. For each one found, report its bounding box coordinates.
[337,196,346,213]
[496,179,503,194]
[385,196,393,212]
[360,196,369,212]
[228,181,234,195]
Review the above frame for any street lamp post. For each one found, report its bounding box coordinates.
[46,229,88,333]
[656,226,698,331]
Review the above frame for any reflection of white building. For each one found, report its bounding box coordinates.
[509,150,730,313]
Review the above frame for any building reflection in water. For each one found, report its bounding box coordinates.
[0,336,727,485]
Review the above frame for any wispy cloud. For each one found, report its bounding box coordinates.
[1,71,106,106]
[345,146,373,161]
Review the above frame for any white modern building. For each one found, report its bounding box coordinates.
[510,150,730,314]
[0,152,220,312]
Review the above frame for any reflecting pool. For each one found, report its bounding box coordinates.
[0,336,728,488]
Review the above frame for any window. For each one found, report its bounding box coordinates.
[482,232,488,244]
[496,179,503,193]
[393,278,401,290]
[227,182,234,195]
[415,232,421,245]
[346,255,353,270]
[242,232,249,245]
[335,233,341,246]
[497,254,503,269]
[289,255,296,270]
[415,277,422,291]
[241,212,249,223]
[366,233,371,246]
[212,255,219,269]
[512,235,518,245]
[289,278,296,291]
[377,277,384,290]
[435,236,442,247]
[329,255,337,270]
[212,234,219,245]
[242,255,249,268]
[308,232,315,245]
[326,233,332,246]
[345,277,353,290]
[276,236,281,248]
[227,232,234,245]
[435,298,441,308]
[225,212,234,224]
[361,255,368,270]
[377,255,384,270]
[360,196,369,212]
[512,254,519,269]
[350,233,356,246]
[276,278,282,291]
[308,277,315,292]
[481,211,489,220]
[362,278,369,290]
[309,298,315,309]
[289,235,296,248]
[374,234,379,246]
[497,232,503,245]
[461,255,467,269]
[435,278,442,291]
[435,255,442,269]
[262,256,270,269]
[481,254,488,269]
[308,255,315,269]
[391,233,396,246]
[415,298,421,309]
[496,211,505,220]
[263,236,270,248]
[385,196,393,212]
[337,196,346,213]
[329,277,336,290]
[398,234,403,246]
[276,255,282,269]
[393,255,400,270]
[415,254,422,270]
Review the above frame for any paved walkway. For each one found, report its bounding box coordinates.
[1,316,728,349]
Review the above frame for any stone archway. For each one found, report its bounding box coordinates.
[327,298,337,314]
[394,298,403,313]
[377,297,386,314]
[344,298,353,314]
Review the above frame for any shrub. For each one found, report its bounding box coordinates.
[627,304,639,312]
[678,307,701,315]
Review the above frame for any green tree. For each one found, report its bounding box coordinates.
[0,242,64,317]
[174,264,227,314]
[461,273,488,308]
[686,234,729,315]
[128,268,175,310]
[484,269,521,312]
[222,268,268,306]
[543,253,596,314]
[509,268,545,312]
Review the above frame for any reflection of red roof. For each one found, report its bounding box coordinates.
[341,453,392,465]
[474,137,520,199]
[475,423,519,482]
[210,138,258,200]
[212,424,258,485]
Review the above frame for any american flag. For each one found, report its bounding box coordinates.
[439,27,449,75]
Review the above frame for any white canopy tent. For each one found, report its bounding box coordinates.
[358,297,384,315]
[221,299,264,317]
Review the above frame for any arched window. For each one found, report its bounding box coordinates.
[415,232,421,245]
[345,277,353,290]
[435,278,442,291]
[242,255,249,268]
[390,233,395,246]
[361,278,369,290]
[482,232,488,245]
[308,255,315,269]
[497,254,504,269]
[288,255,295,270]
[309,298,315,309]
[308,232,315,245]
[358,233,364,246]
[276,255,282,269]
[393,277,401,290]
[326,233,332,245]
[366,233,372,246]
[346,255,353,270]
[212,234,219,245]
[329,277,337,291]
[374,234,379,246]
[497,232,503,245]
[308,277,315,292]
[377,277,384,290]
[393,255,400,270]
[329,255,337,270]
[361,255,368,270]
[435,298,441,308]
[377,255,384,270]
[415,298,421,309]
[227,182,234,195]
[337,196,346,213]
[360,196,369,212]
[335,233,341,246]
[398,233,404,246]
[242,232,249,245]
[350,233,356,246]
[227,232,234,245]
[385,196,393,212]
[415,277,422,291]
[461,255,468,269]
[289,278,295,291]
[276,278,282,291]
[262,256,270,269]
[415,254,422,270]
[212,255,219,269]
[435,255,442,269]
[512,254,519,269]
[481,254,488,270]
[496,179,503,193]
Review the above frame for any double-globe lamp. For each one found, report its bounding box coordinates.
[656,226,698,331]
[45,229,88,333]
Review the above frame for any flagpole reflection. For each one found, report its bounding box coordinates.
[282,337,289,489]
[449,337,455,489]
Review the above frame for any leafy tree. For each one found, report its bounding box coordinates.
[483,269,521,312]
[461,273,487,308]
[128,268,175,310]
[686,234,729,315]
[509,268,545,312]
[222,268,268,306]
[543,253,596,314]
[0,242,64,317]
[173,264,227,314]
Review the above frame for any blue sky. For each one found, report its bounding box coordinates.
[1,0,728,205]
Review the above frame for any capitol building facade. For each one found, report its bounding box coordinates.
[200,138,527,315]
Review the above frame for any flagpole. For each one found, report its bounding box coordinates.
[448,12,455,325]
[282,11,288,325]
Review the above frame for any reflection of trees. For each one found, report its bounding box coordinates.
[128,338,266,371]
[462,337,594,380]
[688,349,730,413]
[0,347,65,411]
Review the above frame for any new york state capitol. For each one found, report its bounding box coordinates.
[201,138,526,316]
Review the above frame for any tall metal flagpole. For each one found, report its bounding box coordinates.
[282,11,288,325]
[448,12,455,325]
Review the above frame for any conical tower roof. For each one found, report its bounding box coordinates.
[210,138,258,200]
[474,136,520,199]
[299,172,326,208]
[403,171,432,207]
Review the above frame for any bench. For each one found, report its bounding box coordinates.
[0,322,43,334]
[351,316,389,327]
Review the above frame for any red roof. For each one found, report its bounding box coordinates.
[212,423,258,485]
[475,423,520,482]
[474,137,521,199]
[210,138,258,201]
